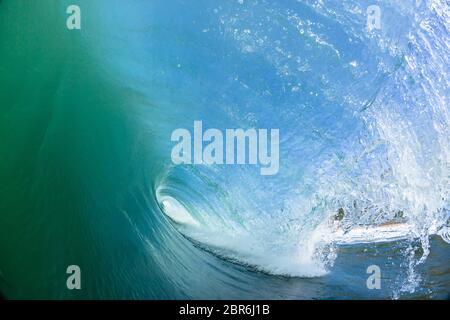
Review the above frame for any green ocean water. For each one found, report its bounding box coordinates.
[0,1,158,298]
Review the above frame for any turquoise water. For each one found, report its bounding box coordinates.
[0,0,449,299]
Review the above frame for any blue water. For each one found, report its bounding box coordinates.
[0,0,448,299]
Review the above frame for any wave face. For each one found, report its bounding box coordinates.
[0,0,449,299]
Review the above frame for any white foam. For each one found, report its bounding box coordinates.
[159,196,200,227]
[332,223,412,245]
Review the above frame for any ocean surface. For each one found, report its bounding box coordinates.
[0,0,449,299]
